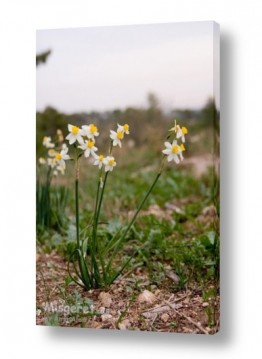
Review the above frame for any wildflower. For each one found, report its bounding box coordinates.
[93,154,105,169]
[38,157,46,165]
[175,125,188,143]
[110,130,124,147]
[178,144,186,161]
[78,139,98,158]
[82,124,99,140]
[47,157,57,168]
[57,163,66,175]
[55,145,70,167]
[43,136,55,148]
[66,124,84,145]
[62,143,68,151]
[48,149,56,157]
[162,140,183,164]
[117,123,130,135]
[103,156,117,172]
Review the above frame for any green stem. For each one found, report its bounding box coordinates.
[90,173,102,284]
[94,171,109,234]
[121,172,161,240]
[75,178,80,248]
[74,154,80,248]
[106,171,162,271]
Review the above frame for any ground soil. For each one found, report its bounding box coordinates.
[36,251,220,334]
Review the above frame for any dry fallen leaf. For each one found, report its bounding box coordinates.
[161,313,169,323]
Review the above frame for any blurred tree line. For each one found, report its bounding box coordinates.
[36,94,219,156]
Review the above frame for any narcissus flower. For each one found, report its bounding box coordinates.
[66,124,84,145]
[110,130,124,147]
[78,140,98,158]
[47,157,57,168]
[178,143,186,161]
[48,149,56,157]
[57,163,66,175]
[43,136,55,148]
[93,154,104,169]
[82,124,99,140]
[175,125,188,143]
[162,140,184,164]
[55,146,70,167]
[38,157,46,165]
[117,123,130,135]
[103,156,117,172]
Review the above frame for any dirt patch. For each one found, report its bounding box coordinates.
[182,154,219,177]
[36,251,220,334]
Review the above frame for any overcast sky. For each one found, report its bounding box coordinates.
[36,21,219,113]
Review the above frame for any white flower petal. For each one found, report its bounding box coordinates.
[162,149,170,155]
[174,155,180,164]
[164,142,172,148]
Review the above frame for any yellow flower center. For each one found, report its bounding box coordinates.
[90,124,97,134]
[180,144,186,151]
[87,140,95,148]
[172,145,180,154]
[182,127,188,134]
[117,131,124,140]
[55,153,62,161]
[98,155,104,161]
[109,159,116,166]
[123,124,129,132]
[71,126,79,135]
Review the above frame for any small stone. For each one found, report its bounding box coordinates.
[202,302,209,307]
[154,289,161,296]
[98,292,112,307]
[138,290,157,304]
[161,313,169,322]
[118,319,131,330]
[166,271,180,284]
[101,314,113,322]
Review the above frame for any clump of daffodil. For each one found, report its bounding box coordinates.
[103,156,117,172]
[163,120,188,163]
[78,139,98,158]
[65,121,132,290]
[110,123,130,147]
[37,132,70,232]
[117,123,129,134]
[66,124,85,145]
[82,123,99,140]
[65,119,189,293]
[162,140,185,163]
[169,120,188,143]
[93,154,105,169]
[38,134,70,176]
